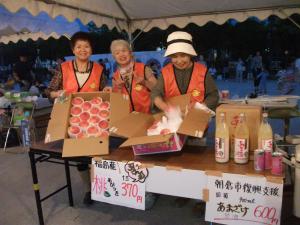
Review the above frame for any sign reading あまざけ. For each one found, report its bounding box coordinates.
[91,159,148,210]
[205,173,283,225]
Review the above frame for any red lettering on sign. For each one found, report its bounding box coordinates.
[254,205,278,224]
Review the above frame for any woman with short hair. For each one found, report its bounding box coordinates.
[45,31,108,206]
[46,31,107,99]
[111,39,157,113]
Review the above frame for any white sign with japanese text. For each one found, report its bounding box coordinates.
[91,159,148,210]
[205,173,283,225]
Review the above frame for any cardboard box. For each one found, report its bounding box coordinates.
[216,104,262,155]
[45,92,130,157]
[131,134,187,155]
[110,95,211,155]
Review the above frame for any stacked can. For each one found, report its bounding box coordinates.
[254,149,265,171]
[264,149,272,169]
[271,152,283,175]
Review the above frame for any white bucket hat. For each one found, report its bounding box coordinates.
[164,31,197,57]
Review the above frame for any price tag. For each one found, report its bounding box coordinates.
[91,159,148,210]
[205,173,283,225]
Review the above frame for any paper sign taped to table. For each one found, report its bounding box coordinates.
[91,158,148,210]
[205,173,283,225]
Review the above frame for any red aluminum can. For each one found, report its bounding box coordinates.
[264,149,272,170]
[254,149,265,171]
[271,152,283,176]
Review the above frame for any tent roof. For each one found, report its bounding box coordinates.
[0,0,299,32]
[0,5,87,44]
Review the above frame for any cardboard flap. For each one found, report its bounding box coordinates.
[45,99,70,142]
[62,137,109,157]
[110,112,154,138]
[177,108,210,138]
[109,92,130,125]
[218,104,262,110]
[166,94,191,112]
[72,91,108,100]
[152,112,164,121]
[120,134,173,147]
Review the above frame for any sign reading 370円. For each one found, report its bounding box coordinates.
[91,159,149,210]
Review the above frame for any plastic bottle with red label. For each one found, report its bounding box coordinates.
[234,113,249,164]
[215,112,230,163]
[258,112,273,169]
[258,112,273,149]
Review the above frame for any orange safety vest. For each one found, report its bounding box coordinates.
[61,61,103,94]
[113,62,151,113]
[162,62,206,103]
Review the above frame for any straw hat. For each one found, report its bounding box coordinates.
[164,31,197,57]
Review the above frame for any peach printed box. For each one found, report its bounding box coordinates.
[132,134,186,155]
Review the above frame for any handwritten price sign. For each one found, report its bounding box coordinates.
[91,159,148,210]
[205,173,283,225]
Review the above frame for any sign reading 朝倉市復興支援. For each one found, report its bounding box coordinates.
[205,173,283,225]
[91,159,148,210]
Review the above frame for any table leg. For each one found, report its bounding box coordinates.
[28,151,44,225]
[294,162,300,218]
[284,118,290,142]
[64,160,74,206]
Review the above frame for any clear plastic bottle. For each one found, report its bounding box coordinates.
[234,113,249,164]
[258,112,273,151]
[215,112,230,163]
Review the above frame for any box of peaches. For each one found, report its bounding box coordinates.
[109,94,212,155]
[45,92,130,157]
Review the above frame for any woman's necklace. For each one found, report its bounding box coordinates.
[119,61,134,75]
[119,61,134,90]
[74,60,90,74]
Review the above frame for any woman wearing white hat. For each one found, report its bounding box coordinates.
[152,31,219,112]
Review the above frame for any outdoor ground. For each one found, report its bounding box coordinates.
[0,79,300,225]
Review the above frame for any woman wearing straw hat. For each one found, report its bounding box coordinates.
[152,31,219,112]
[151,31,219,212]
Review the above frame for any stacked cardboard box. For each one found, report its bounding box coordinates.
[216,104,262,157]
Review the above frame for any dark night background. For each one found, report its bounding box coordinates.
[0,14,299,70]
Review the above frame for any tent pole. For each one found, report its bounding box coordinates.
[113,0,131,39]
[131,20,152,44]
[286,16,300,30]
[121,20,152,50]
[279,9,300,30]
[114,19,123,33]
[114,0,130,21]
[127,22,133,49]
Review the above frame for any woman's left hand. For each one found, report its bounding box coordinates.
[134,76,145,85]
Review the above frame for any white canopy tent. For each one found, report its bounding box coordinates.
[0,0,299,45]
[0,30,66,44]
[0,0,299,34]
[0,5,87,44]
